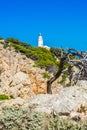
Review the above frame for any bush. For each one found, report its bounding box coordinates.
[58,72,68,84]
[6,37,19,43]
[3,43,9,49]
[10,43,58,68]
[0,94,9,100]
[0,107,87,130]
[10,43,28,53]
[46,114,87,130]
[0,106,44,130]
[5,37,32,49]
[28,47,58,68]
[18,42,32,49]
[43,72,50,79]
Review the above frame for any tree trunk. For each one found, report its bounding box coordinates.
[47,56,66,94]
[47,48,87,94]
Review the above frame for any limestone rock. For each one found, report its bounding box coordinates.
[0,97,25,108]
[11,71,30,86]
[0,44,48,95]
[0,71,33,100]
[29,82,87,115]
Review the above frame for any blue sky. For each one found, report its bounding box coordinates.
[0,0,87,50]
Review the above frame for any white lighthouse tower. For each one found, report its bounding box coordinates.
[38,33,43,47]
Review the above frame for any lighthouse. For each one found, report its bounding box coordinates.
[38,33,43,47]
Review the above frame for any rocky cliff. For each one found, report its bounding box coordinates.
[0,42,87,122]
[0,43,48,100]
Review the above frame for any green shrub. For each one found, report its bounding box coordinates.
[0,106,87,130]
[6,37,19,43]
[0,106,44,130]
[10,43,58,68]
[10,43,28,53]
[18,42,32,49]
[3,43,9,49]
[6,37,31,49]
[66,82,71,87]
[28,47,58,68]
[58,73,68,84]
[47,114,87,130]
[0,94,9,100]
[43,72,50,79]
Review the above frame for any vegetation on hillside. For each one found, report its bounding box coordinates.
[0,106,86,130]
[0,37,58,69]
[0,37,77,89]
[11,43,58,68]
[1,37,85,91]
[0,94,9,100]
[5,37,32,49]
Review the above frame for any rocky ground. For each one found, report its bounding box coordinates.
[29,80,87,121]
[0,80,86,120]
[0,43,87,128]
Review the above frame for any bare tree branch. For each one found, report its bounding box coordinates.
[47,48,87,94]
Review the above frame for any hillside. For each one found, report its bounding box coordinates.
[0,43,45,98]
[0,40,63,99]
[0,39,87,129]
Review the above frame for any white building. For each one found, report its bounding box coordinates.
[38,33,43,47]
[38,33,50,49]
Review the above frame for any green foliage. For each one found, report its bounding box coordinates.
[0,107,87,130]
[18,42,32,49]
[3,43,9,49]
[10,43,58,68]
[6,37,19,43]
[0,106,44,130]
[62,73,67,82]
[58,73,68,84]
[43,72,50,79]
[47,115,87,130]
[1,37,58,68]
[64,61,70,69]
[66,82,71,87]
[10,43,28,53]
[6,37,31,49]
[28,47,58,68]
[0,94,9,100]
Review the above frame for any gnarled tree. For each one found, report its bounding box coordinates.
[47,48,87,94]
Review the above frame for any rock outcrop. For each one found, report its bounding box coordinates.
[0,71,33,100]
[0,43,87,121]
[0,44,48,99]
[29,81,87,118]
[0,80,86,120]
[0,43,63,98]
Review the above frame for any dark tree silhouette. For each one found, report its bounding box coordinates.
[47,48,87,94]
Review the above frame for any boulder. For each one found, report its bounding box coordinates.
[29,81,87,115]
[0,71,33,100]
